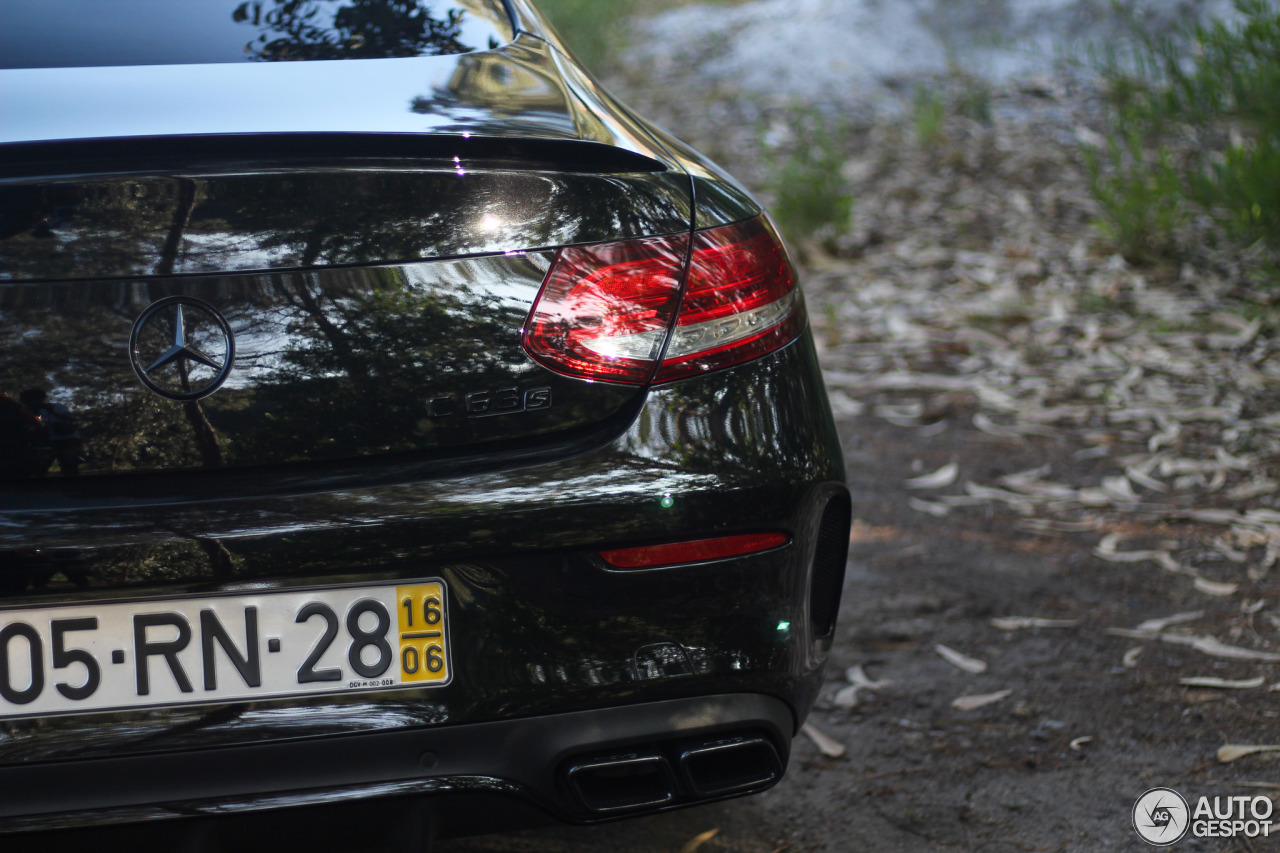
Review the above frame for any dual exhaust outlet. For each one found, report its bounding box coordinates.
[564,733,782,815]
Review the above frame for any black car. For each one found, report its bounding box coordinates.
[0,0,851,848]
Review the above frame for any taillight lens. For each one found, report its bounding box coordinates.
[656,216,804,383]
[522,216,803,385]
[522,234,689,384]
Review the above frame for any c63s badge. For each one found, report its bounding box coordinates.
[428,386,551,419]
[129,296,235,402]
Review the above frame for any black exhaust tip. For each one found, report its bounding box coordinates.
[565,753,677,814]
[679,736,782,797]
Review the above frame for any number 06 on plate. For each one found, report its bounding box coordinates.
[0,580,451,720]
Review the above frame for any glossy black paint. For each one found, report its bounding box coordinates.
[0,167,689,283]
[2,0,514,68]
[0,179,697,474]
[0,0,847,839]
[0,339,842,764]
[0,32,676,163]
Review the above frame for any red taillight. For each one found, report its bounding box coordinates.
[522,216,803,384]
[522,234,689,384]
[656,217,804,383]
[600,532,789,569]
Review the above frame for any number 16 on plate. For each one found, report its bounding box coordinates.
[396,583,449,684]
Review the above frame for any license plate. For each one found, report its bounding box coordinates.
[0,580,451,720]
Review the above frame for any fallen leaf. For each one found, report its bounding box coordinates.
[1101,475,1140,503]
[908,497,951,517]
[1160,634,1280,662]
[1180,676,1265,689]
[1018,518,1102,533]
[801,722,846,758]
[1226,479,1279,501]
[1148,423,1181,452]
[935,644,988,674]
[1076,487,1114,507]
[990,616,1080,630]
[1219,744,1280,763]
[876,403,924,427]
[1106,628,1155,640]
[680,828,721,853]
[1193,578,1239,597]
[846,664,892,690]
[1069,736,1094,751]
[1094,535,1187,573]
[1206,317,1261,349]
[952,689,1012,711]
[1125,465,1167,492]
[833,667,888,708]
[1216,447,1257,471]
[1003,479,1078,499]
[1215,539,1251,563]
[973,412,1029,438]
[964,482,1035,511]
[996,464,1052,489]
[904,462,959,490]
[1134,611,1204,634]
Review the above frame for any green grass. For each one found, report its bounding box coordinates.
[762,108,855,250]
[912,86,947,148]
[1089,0,1280,279]
[1085,128,1183,265]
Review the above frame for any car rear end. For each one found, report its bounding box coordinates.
[0,0,851,847]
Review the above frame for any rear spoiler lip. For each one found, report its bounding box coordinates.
[0,132,669,182]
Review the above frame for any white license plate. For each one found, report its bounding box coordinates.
[0,580,451,720]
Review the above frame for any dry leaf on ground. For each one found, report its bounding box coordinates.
[1219,745,1280,763]
[935,644,988,674]
[1134,611,1204,634]
[1160,634,1280,662]
[801,722,846,758]
[952,689,1013,710]
[679,828,721,853]
[1180,676,1266,689]
[904,462,959,490]
[991,616,1080,630]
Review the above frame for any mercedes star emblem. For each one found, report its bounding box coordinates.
[129,296,235,402]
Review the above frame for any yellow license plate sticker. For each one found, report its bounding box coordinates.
[396,582,449,684]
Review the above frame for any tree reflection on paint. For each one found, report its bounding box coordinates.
[232,0,470,61]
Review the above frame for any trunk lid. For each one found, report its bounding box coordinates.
[0,35,695,482]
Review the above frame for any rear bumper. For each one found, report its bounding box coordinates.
[2,693,792,836]
[0,333,849,835]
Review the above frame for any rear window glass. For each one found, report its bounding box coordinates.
[1,0,514,69]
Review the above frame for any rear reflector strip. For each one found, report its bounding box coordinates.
[522,215,803,385]
[600,532,789,569]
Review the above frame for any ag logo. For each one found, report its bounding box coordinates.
[1134,787,1190,846]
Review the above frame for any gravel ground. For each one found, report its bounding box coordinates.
[626,0,1239,108]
